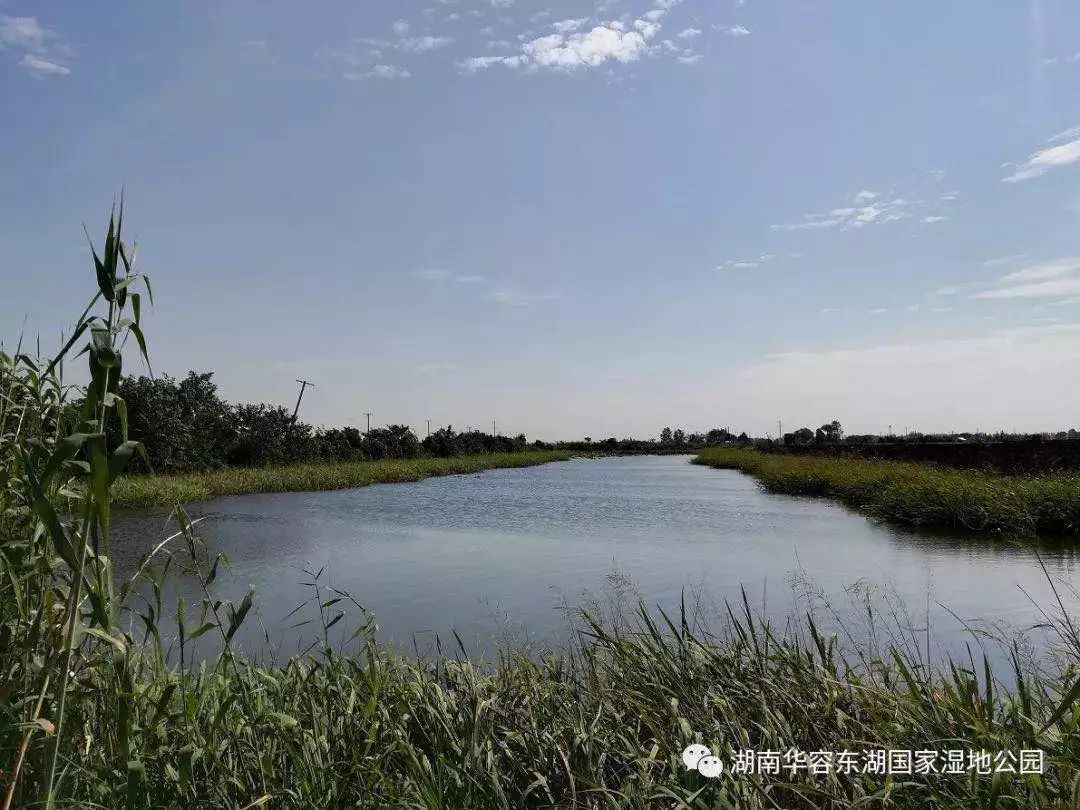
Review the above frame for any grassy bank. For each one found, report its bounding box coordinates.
[111,451,573,509]
[11,595,1080,808]
[693,447,1080,537]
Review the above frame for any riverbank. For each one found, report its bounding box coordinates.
[693,447,1080,537]
[111,450,573,509]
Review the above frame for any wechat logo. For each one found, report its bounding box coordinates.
[682,744,724,778]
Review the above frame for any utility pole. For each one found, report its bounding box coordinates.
[426,419,431,438]
[492,419,497,438]
[778,419,782,437]
[292,379,315,424]
[363,412,372,433]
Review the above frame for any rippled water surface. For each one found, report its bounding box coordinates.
[114,455,1080,660]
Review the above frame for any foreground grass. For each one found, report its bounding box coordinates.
[111,451,573,509]
[11,596,1079,809]
[694,447,1080,537]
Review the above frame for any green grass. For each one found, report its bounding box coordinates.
[694,447,1080,537]
[110,451,573,509]
[19,591,1080,808]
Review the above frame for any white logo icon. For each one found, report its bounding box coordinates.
[697,755,724,778]
[681,744,712,771]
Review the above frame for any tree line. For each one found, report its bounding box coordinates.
[103,371,528,473]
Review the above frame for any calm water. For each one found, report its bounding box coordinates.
[113,455,1080,662]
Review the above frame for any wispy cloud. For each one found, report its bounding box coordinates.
[1003,136,1080,182]
[771,187,956,232]
[489,290,557,305]
[552,18,590,34]
[0,15,72,77]
[976,256,1080,299]
[719,24,751,37]
[398,36,452,53]
[716,253,777,271]
[344,64,410,80]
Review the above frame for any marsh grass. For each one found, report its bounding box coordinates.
[110,451,573,509]
[694,447,1080,537]
[2,205,1079,808]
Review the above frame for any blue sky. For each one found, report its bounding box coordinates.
[4,1,1080,440]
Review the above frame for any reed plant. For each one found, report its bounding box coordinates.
[694,447,1080,537]
[111,451,572,509]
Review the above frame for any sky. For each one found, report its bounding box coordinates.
[4,1,1080,440]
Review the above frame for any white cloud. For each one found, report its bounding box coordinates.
[528,25,652,68]
[1003,137,1080,182]
[398,35,452,52]
[977,256,1080,299]
[462,4,681,72]
[983,253,1027,268]
[391,20,411,35]
[716,253,780,271]
[459,54,525,71]
[0,15,46,50]
[999,257,1080,283]
[1048,124,1080,144]
[773,187,955,232]
[678,53,702,64]
[19,53,69,76]
[552,18,590,34]
[347,64,410,79]
[415,269,450,279]
[678,27,701,39]
[489,290,557,305]
[722,25,751,36]
[0,14,71,76]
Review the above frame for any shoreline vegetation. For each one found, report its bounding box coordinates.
[693,447,1080,538]
[111,450,573,509]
